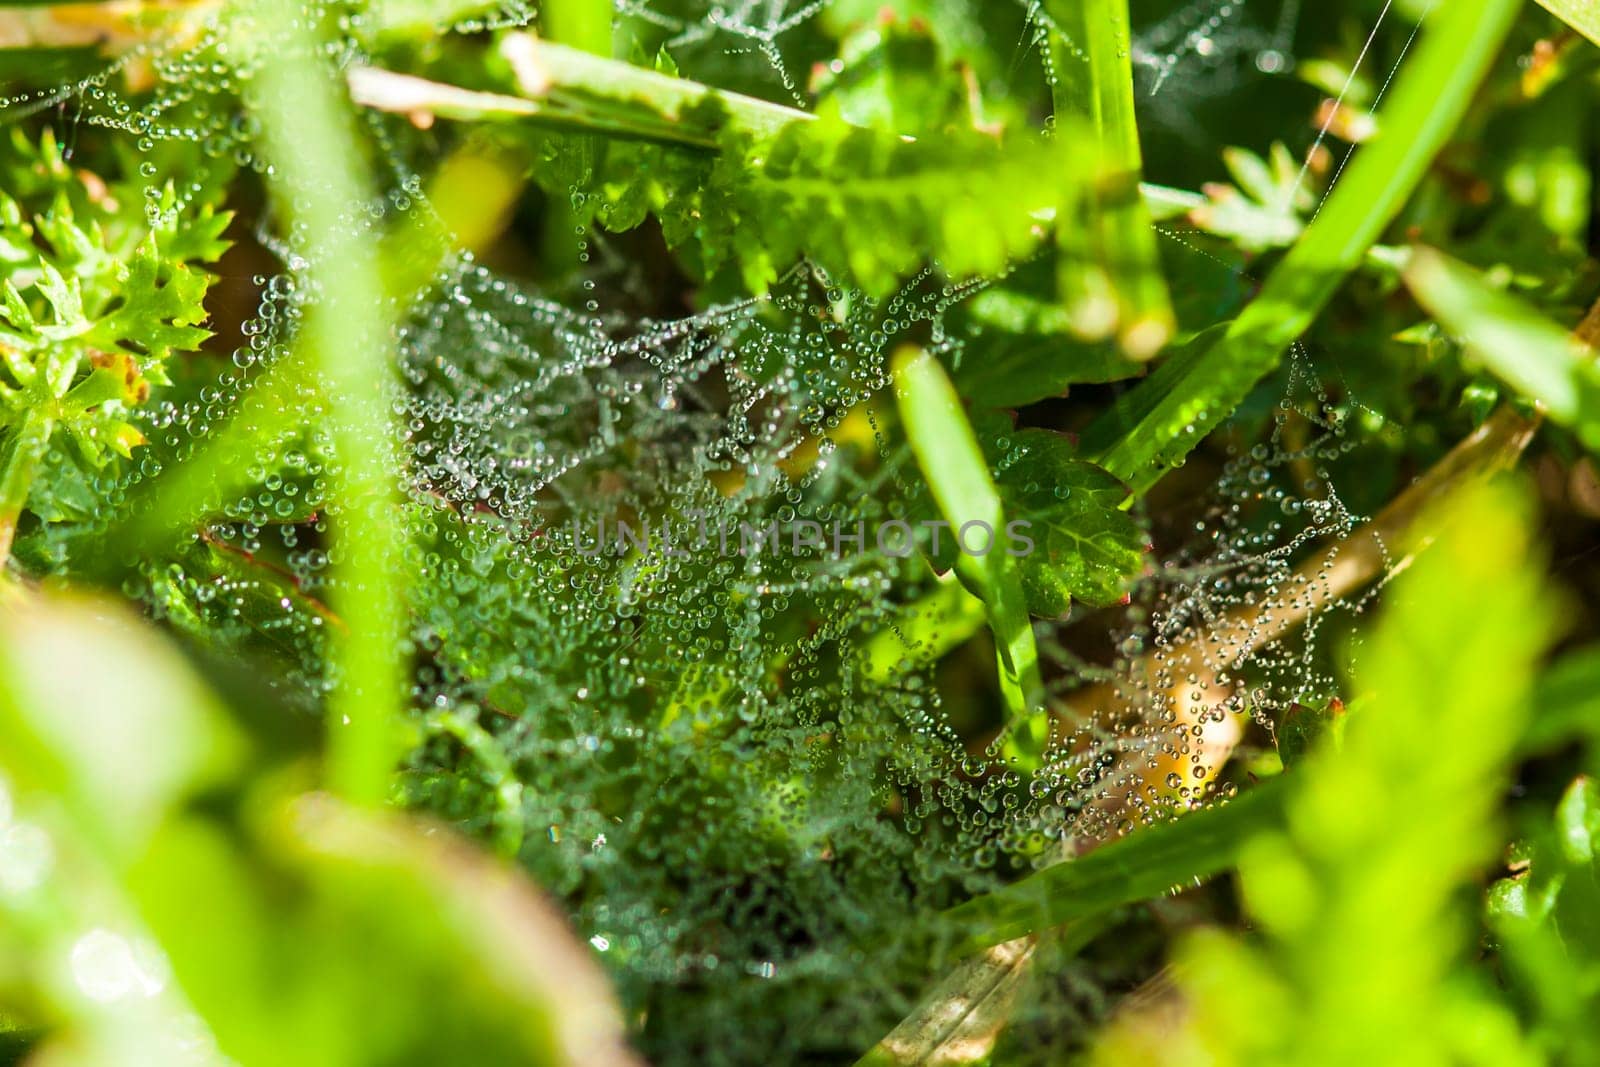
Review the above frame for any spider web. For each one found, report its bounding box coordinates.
[0,2,1421,1063]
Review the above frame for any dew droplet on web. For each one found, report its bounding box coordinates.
[69,929,168,1003]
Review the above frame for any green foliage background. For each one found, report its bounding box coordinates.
[1,1,1600,1065]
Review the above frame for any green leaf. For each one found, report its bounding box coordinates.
[0,131,226,562]
[947,284,1147,409]
[745,120,1069,294]
[81,236,212,370]
[1488,775,1600,1063]
[991,428,1146,616]
[0,593,246,863]
[1403,246,1600,449]
[612,115,1073,295]
[367,40,1077,296]
[0,591,636,1067]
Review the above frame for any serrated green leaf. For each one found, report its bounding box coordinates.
[992,429,1145,616]
[406,39,1078,295]
[0,132,227,559]
[727,118,1069,295]
[88,238,213,364]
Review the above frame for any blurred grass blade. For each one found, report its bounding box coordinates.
[1097,480,1556,1063]
[1046,0,1174,358]
[541,0,612,55]
[110,356,313,557]
[936,777,1287,955]
[364,0,503,37]
[240,1,407,806]
[858,574,987,684]
[0,593,245,861]
[1083,0,1522,494]
[1404,246,1600,449]
[1520,644,1600,758]
[1534,0,1600,46]
[893,346,1046,760]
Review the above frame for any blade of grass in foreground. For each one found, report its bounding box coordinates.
[893,347,1046,761]
[1046,0,1174,358]
[1095,482,1555,1062]
[1083,0,1522,494]
[1403,246,1600,450]
[237,1,407,806]
[541,0,611,55]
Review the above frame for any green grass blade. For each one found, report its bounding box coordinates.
[353,40,813,149]
[503,34,814,142]
[1534,0,1600,46]
[241,2,407,806]
[1404,246,1600,448]
[858,575,987,684]
[541,0,613,55]
[1046,0,1174,358]
[110,356,313,553]
[937,777,1288,955]
[538,0,613,271]
[893,346,1046,760]
[1084,0,1522,494]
